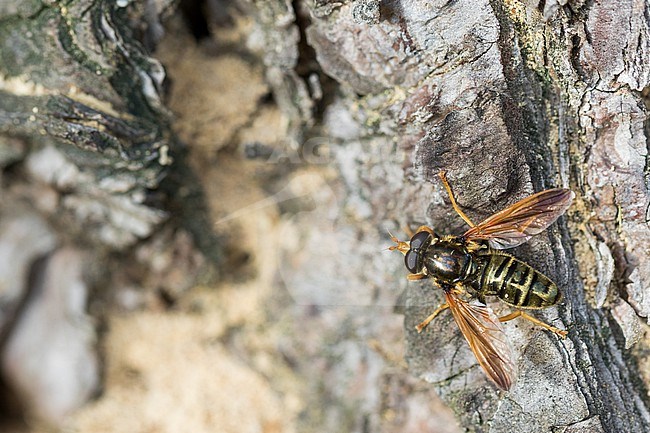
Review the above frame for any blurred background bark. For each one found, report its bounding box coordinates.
[0,0,649,432]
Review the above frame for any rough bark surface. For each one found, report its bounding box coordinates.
[277,1,650,432]
[0,0,649,432]
[0,0,217,426]
[0,0,174,248]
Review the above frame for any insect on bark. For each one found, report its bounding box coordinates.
[390,172,574,390]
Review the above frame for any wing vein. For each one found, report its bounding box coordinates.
[463,188,574,249]
[445,290,517,390]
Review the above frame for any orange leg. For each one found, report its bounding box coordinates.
[415,303,450,333]
[499,310,568,338]
[438,171,476,228]
[407,273,427,281]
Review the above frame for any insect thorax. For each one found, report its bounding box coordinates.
[423,238,478,285]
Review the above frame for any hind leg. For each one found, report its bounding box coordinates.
[499,310,568,338]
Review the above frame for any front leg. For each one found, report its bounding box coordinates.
[407,272,427,281]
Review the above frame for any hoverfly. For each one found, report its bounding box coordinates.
[390,172,574,390]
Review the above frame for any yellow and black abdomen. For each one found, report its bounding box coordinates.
[473,252,561,309]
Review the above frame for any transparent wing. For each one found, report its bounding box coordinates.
[463,188,574,249]
[445,290,517,390]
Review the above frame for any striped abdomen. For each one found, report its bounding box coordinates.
[472,252,560,309]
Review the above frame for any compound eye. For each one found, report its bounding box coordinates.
[409,231,433,250]
[405,250,421,274]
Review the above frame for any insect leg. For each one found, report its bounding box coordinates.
[438,171,476,228]
[407,273,427,281]
[498,310,568,338]
[415,303,450,333]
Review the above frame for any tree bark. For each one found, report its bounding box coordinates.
[270,1,650,432]
[0,0,174,247]
[1,0,650,432]
[0,0,219,424]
